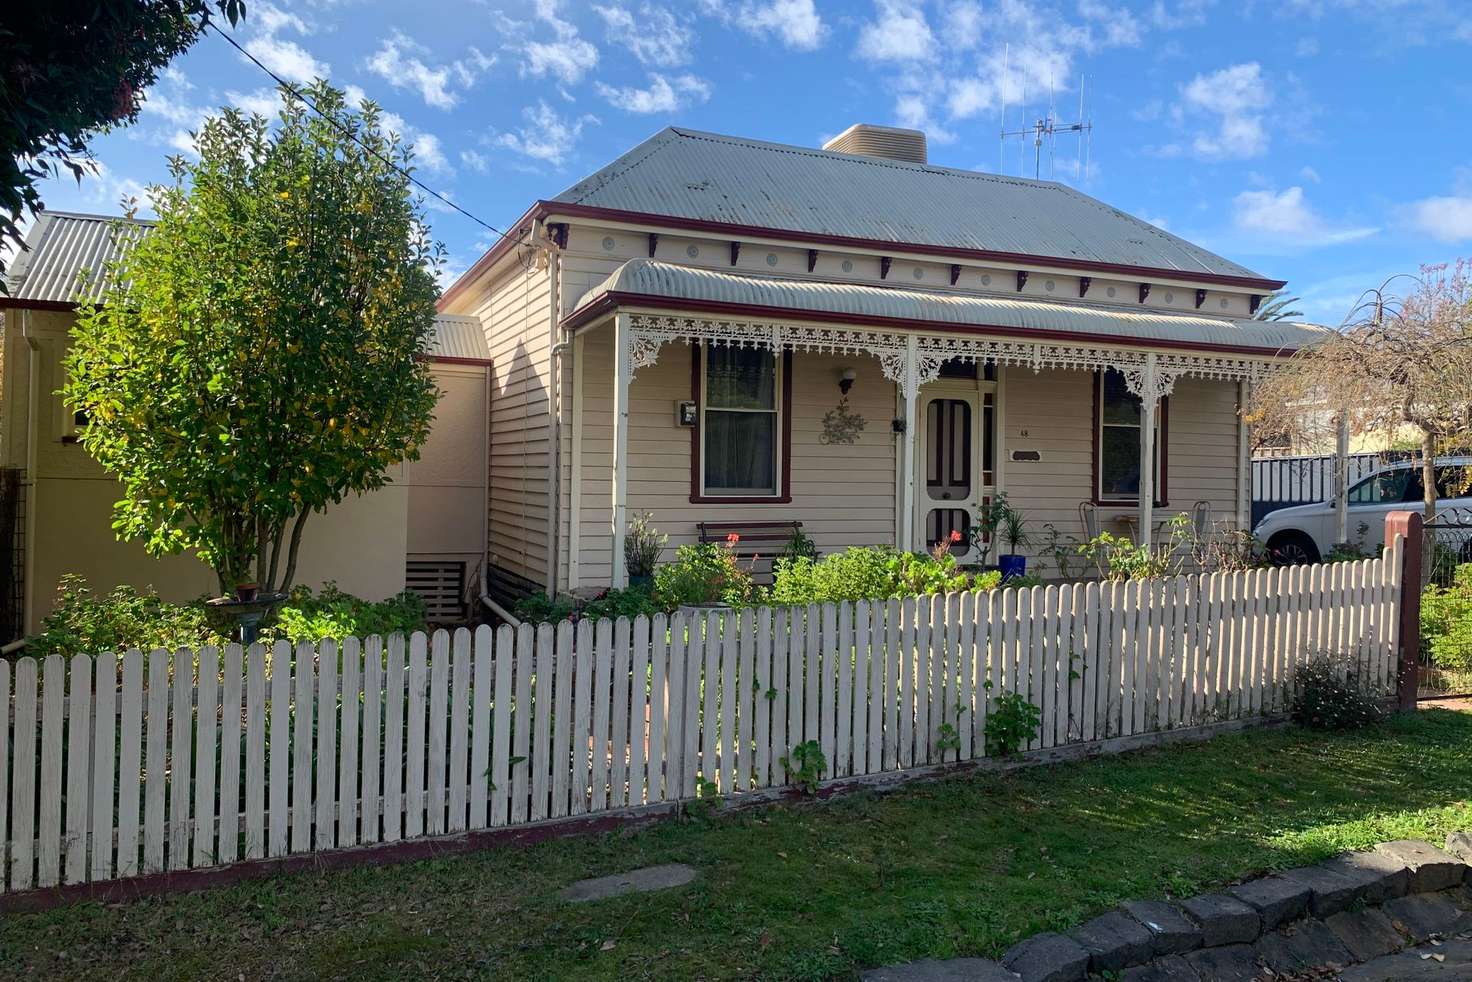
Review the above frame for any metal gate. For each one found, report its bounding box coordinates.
[1420,508,1472,699]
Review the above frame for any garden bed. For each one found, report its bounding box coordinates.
[1,709,1468,980]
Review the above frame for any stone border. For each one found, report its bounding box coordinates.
[865,833,1472,982]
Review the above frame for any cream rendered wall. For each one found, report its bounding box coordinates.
[407,362,489,573]
[15,309,409,632]
[572,326,897,588]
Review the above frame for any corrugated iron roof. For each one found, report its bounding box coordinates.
[574,259,1327,354]
[4,211,152,305]
[427,314,490,361]
[553,127,1268,282]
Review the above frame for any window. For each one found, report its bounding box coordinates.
[1094,369,1167,504]
[1349,468,1421,505]
[693,344,790,501]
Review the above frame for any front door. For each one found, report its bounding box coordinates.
[917,384,996,561]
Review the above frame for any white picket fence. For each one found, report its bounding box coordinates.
[0,546,1402,895]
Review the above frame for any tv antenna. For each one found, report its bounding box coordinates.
[998,49,1094,182]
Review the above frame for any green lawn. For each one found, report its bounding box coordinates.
[4,710,1470,981]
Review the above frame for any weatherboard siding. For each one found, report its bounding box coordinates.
[573,327,897,588]
[474,260,553,590]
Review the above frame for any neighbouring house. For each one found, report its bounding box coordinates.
[0,210,490,638]
[436,124,1327,605]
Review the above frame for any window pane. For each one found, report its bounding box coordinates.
[1101,425,1141,498]
[704,410,776,493]
[706,346,775,409]
[1101,369,1141,426]
[1350,469,1412,504]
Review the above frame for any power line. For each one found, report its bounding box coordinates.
[209,24,524,248]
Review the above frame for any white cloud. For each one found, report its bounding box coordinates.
[242,3,328,85]
[495,101,598,162]
[857,0,935,63]
[1233,186,1377,245]
[1179,62,1272,160]
[366,32,455,109]
[1406,196,1472,243]
[1299,165,1321,184]
[379,109,451,175]
[460,148,490,174]
[944,1,984,49]
[1143,215,1170,230]
[521,0,600,84]
[701,0,826,51]
[226,87,285,118]
[1295,36,1320,56]
[595,73,710,113]
[595,4,693,67]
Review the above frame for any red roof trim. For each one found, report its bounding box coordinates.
[425,354,493,367]
[0,298,78,312]
[563,291,1299,359]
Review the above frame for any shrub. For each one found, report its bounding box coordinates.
[767,546,998,605]
[27,575,219,658]
[984,692,1041,756]
[580,585,661,622]
[265,583,427,643]
[1422,564,1472,672]
[513,592,575,624]
[1290,654,1386,730]
[654,538,755,609]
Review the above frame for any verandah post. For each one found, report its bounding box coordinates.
[900,334,920,552]
[1137,354,1157,550]
[611,312,631,588]
[1384,510,1422,712]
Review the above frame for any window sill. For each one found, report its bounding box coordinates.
[689,494,793,505]
[1093,499,1170,509]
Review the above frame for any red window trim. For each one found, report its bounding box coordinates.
[689,345,794,504]
[1091,369,1169,508]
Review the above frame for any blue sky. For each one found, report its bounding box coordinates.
[30,0,1472,324]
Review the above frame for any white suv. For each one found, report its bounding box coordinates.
[1253,457,1472,564]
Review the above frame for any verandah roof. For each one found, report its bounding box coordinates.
[568,259,1329,357]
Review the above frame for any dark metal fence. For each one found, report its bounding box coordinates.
[1420,507,1472,699]
[1250,452,1390,525]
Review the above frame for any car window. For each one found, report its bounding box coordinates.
[1349,469,1415,504]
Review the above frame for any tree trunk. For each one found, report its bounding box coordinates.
[279,509,311,592]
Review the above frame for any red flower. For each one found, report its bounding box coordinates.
[726,532,741,545]
[949,529,962,543]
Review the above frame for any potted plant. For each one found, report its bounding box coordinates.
[624,512,667,588]
[996,497,1030,580]
[967,498,1006,566]
[655,535,755,615]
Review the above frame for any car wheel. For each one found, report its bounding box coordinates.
[1268,531,1320,566]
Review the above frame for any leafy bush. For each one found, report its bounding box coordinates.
[654,539,755,609]
[580,585,662,622]
[1000,572,1043,589]
[25,576,428,656]
[513,592,575,624]
[984,692,1041,756]
[1422,564,1472,672]
[767,546,999,605]
[1291,654,1386,730]
[27,575,219,658]
[265,583,427,643]
[779,739,827,795]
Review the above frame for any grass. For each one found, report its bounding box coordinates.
[3,709,1471,981]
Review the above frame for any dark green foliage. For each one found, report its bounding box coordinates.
[1291,655,1387,730]
[514,586,662,625]
[0,1,243,279]
[653,541,755,609]
[768,546,1002,606]
[779,740,827,794]
[1422,563,1472,672]
[25,575,426,657]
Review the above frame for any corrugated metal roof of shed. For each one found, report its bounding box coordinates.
[573,259,1328,354]
[427,314,490,361]
[552,127,1267,282]
[4,211,152,305]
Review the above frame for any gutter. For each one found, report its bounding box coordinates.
[478,586,521,627]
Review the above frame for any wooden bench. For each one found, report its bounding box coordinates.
[696,520,804,583]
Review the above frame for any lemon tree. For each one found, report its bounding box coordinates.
[63,82,441,596]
